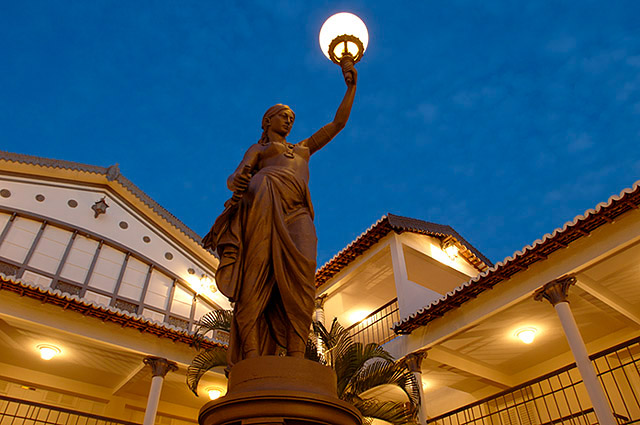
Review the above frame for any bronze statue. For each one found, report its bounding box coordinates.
[202,61,357,368]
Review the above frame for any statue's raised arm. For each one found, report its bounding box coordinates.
[302,61,358,155]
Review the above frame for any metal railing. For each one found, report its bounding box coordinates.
[427,335,640,425]
[0,395,139,425]
[346,298,400,346]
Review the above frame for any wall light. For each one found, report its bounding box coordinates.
[37,344,61,360]
[187,273,217,295]
[200,275,216,293]
[441,239,459,261]
[515,328,537,344]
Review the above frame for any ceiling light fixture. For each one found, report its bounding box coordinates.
[37,344,61,360]
[515,327,537,344]
[206,387,223,400]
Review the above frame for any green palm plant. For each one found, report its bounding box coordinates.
[187,312,420,425]
[312,319,420,425]
[186,309,232,395]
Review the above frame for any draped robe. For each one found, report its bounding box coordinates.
[203,140,322,368]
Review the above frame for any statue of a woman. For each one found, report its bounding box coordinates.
[202,62,357,368]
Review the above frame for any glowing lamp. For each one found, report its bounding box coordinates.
[515,328,537,344]
[206,387,223,400]
[348,309,370,325]
[319,12,368,68]
[441,240,459,261]
[200,275,216,294]
[37,344,61,360]
[444,245,459,260]
[190,274,217,295]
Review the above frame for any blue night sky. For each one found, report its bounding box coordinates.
[2,1,639,267]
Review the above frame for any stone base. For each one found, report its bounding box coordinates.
[198,356,362,425]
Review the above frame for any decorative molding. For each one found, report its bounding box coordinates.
[106,164,120,182]
[314,294,327,309]
[404,351,427,373]
[534,276,576,306]
[91,197,109,218]
[143,356,178,378]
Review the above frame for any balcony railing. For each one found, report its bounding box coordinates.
[0,395,139,425]
[427,335,640,425]
[346,298,400,346]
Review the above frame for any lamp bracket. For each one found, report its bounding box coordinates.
[328,34,364,65]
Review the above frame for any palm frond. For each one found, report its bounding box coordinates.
[335,342,394,398]
[344,359,420,407]
[305,333,325,363]
[354,399,419,425]
[192,310,233,349]
[313,319,354,368]
[186,347,228,395]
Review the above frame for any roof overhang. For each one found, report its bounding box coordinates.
[315,213,492,288]
[393,180,640,334]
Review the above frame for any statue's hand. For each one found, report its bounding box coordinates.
[231,173,251,192]
[342,60,357,87]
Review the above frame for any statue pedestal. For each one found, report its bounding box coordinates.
[198,356,362,425]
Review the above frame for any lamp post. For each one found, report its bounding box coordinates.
[319,12,368,81]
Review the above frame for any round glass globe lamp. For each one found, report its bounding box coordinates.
[319,12,368,64]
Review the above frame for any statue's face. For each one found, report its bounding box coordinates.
[267,108,295,137]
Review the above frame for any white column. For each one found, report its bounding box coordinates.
[142,357,178,425]
[314,295,327,356]
[405,352,428,424]
[315,295,327,326]
[534,277,616,425]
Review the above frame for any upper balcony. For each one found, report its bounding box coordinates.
[316,214,491,341]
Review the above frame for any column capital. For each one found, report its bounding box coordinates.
[534,276,576,306]
[315,294,327,309]
[143,356,178,378]
[404,351,427,373]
